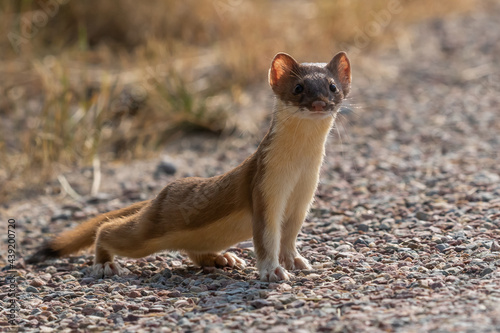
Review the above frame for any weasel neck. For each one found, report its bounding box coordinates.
[265,99,335,157]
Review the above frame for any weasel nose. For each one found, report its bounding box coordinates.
[312,101,326,111]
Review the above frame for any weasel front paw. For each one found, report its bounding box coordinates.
[259,265,291,282]
[90,262,128,278]
[280,253,312,271]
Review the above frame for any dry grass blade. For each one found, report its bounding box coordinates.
[57,175,82,202]
[91,156,101,197]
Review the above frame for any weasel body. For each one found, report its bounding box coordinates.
[28,52,352,281]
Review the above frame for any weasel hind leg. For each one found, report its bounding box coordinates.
[90,238,131,278]
[90,216,150,278]
[187,252,246,269]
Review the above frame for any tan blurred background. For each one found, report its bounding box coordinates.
[0,0,479,202]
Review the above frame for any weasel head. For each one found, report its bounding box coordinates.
[269,52,351,120]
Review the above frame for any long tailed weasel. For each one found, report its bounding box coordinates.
[27,52,351,282]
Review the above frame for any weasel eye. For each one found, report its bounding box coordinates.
[329,83,338,93]
[293,84,304,95]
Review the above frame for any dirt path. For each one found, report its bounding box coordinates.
[2,5,500,332]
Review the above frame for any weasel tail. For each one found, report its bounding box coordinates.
[27,200,149,263]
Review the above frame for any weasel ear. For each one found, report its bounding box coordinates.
[327,52,351,97]
[269,53,299,89]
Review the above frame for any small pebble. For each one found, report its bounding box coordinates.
[26,286,39,293]
[416,211,430,221]
[128,290,141,298]
[155,159,177,177]
[30,278,45,287]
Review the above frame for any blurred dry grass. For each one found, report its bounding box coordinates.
[0,0,478,202]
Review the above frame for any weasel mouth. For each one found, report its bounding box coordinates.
[305,107,334,113]
[304,109,335,119]
[309,110,333,116]
[294,108,334,120]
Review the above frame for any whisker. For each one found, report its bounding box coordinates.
[273,106,300,127]
[337,114,352,143]
[340,106,361,121]
[333,113,345,159]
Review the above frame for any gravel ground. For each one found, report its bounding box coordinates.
[2,5,500,333]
